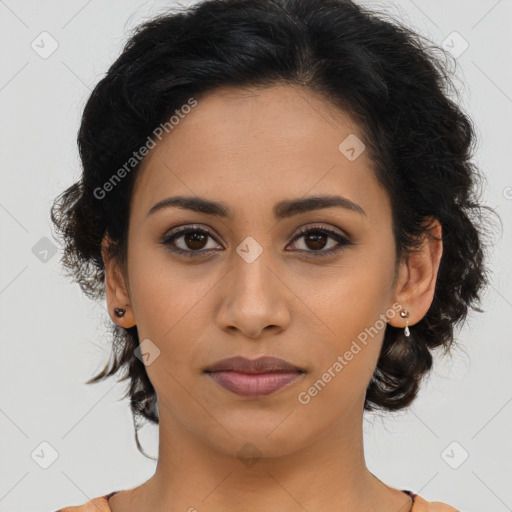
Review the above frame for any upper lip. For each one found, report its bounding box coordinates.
[204,356,305,374]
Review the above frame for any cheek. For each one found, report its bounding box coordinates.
[295,242,394,341]
[291,243,395,398]
[127,238,216,341]
[293,296,387,424]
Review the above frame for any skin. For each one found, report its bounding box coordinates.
[102,84,443,512]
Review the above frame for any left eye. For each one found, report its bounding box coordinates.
[288,226,352,256]
[161,225,352,257]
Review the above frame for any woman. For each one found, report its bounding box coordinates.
[51,0,493,510]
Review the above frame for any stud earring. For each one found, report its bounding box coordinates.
[400,309,410,337]
[114,307,126,318]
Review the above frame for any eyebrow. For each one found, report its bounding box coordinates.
[146,194,366,220]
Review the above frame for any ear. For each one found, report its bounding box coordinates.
[388,217,443,329]
[101,235,136,328]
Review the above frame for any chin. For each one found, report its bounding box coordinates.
[198,413,315,460]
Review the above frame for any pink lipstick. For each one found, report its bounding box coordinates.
[204,356,305,397]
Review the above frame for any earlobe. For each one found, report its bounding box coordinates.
[388,218,443,329]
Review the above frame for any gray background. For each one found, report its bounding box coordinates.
[0,0,511,511]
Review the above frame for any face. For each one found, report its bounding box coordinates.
[109,84,404,458]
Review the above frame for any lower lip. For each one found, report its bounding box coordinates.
[207,371,303,397]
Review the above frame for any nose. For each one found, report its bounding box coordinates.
[216,252,291,340]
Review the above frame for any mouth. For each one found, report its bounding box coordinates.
[204,356,306,397]
[206,370,305,397]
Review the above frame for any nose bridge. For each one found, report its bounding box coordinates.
[230,240,276,307]
[217,239,291,337]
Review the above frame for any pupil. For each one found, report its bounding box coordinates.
[186,232,207,249]
[306,233,327,250]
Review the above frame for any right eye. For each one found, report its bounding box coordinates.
[161,226,222,256]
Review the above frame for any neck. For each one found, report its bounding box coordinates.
[117,399,410,512]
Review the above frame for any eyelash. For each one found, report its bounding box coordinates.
[160,224,353,258]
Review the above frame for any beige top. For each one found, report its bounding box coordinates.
[55,489,459,511]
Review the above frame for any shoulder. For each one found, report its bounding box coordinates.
[55,493,113,512]
[55,490,459,512]
[412,493,459,511]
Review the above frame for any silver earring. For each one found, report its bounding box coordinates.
[400,309,410,337]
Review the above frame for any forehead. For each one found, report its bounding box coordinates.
[130,84,390,223]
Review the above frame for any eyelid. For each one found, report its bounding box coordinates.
[163,222,348,241]
[291,223,349,240]
[163,223,219,240]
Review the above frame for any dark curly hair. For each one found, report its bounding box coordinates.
[50,0,496,457]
